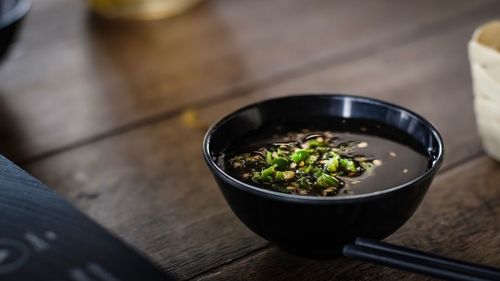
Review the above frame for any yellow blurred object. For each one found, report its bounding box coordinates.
[89,0,203,20]
[181,109,206,130]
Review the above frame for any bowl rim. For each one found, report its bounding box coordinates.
[203,93,444,204]
[0,0,31,30]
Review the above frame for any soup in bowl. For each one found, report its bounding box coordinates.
[203,94,444,257]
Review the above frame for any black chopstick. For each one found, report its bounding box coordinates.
[343,245,489,281]
[354,238,500,280]
[343,239,500,281]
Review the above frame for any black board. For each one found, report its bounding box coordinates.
[0,155,175,281]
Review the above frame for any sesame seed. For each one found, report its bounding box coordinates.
[357,142,368,148]
[283,171,295,179]
[389,152,396,157]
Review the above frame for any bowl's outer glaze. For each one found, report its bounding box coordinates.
[204,94,443,257]
[213,174,435,257]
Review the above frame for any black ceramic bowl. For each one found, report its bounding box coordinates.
[0,0,30,62]
[203,94,444,257]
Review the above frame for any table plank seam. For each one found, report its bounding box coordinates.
[185,244,271,281]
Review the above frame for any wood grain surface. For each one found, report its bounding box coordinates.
[0,0,494,162]
[0,0,499,280]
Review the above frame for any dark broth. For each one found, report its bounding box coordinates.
[219,118,430,197]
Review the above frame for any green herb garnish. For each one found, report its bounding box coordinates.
[228,133,374,197]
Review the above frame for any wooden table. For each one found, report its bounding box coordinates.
[1,0,499,280]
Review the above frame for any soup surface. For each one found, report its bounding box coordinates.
[220,119,429,197]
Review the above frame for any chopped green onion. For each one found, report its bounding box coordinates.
[260,164,276,181]
[291,149,312,163]
[272,157,289,170]
[307,139,326,147]
[266,151,273,164]
[316,173,340,188]
[306,155,318,164]
[227,130,375,197]
[340,159,356,173]
[304,164,313,174]
[324,154,340,172]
